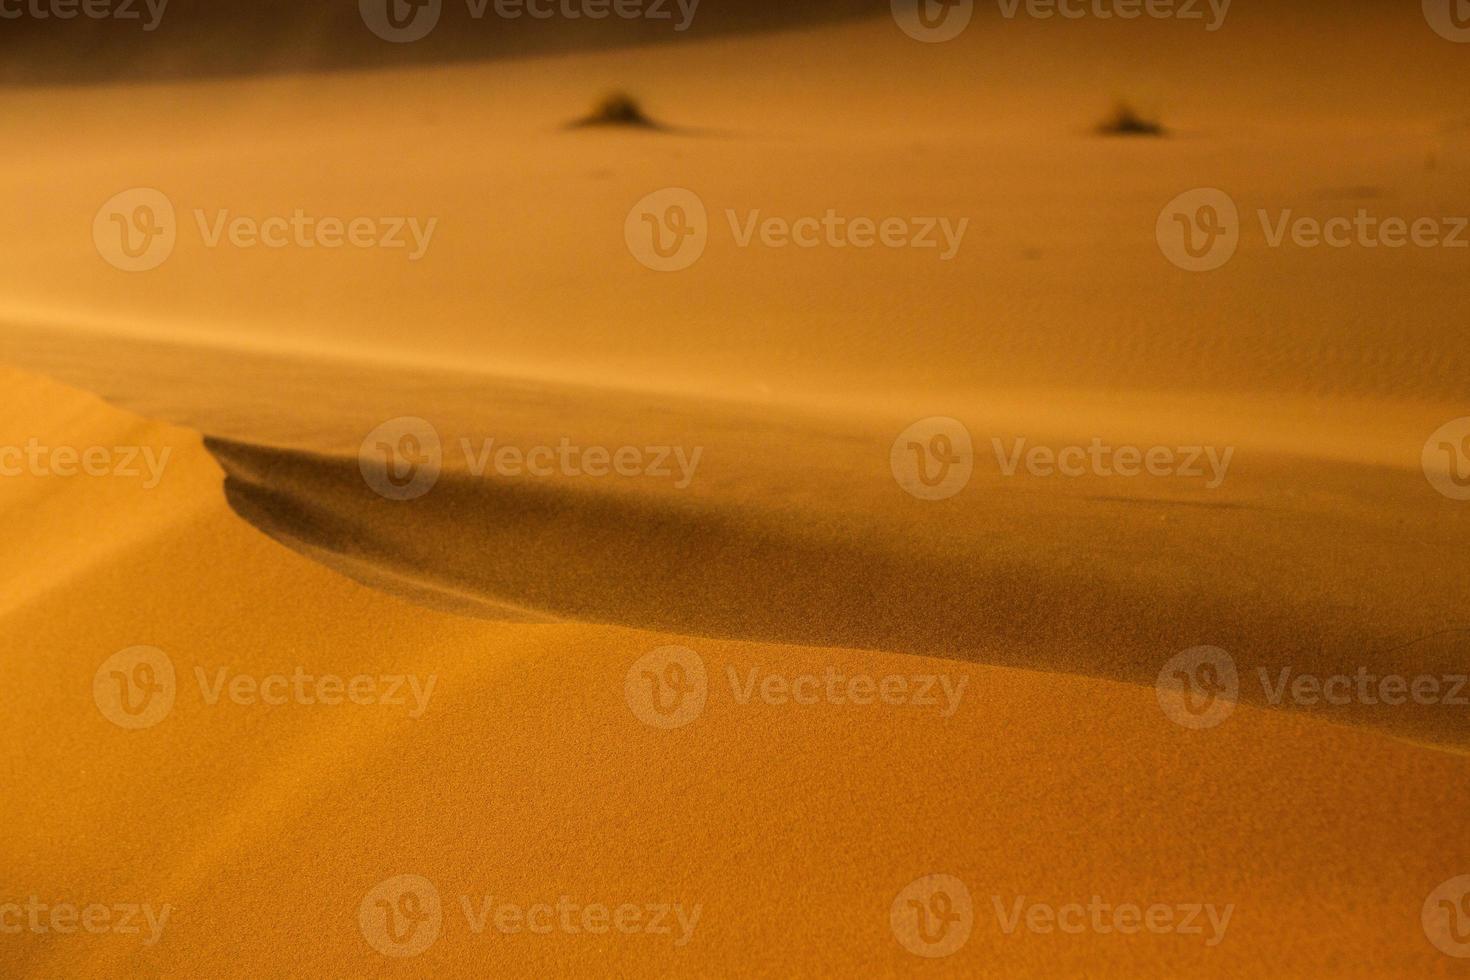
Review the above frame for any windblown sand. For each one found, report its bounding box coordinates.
[2,5,1468,976]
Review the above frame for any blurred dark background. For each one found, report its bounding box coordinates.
[0,0,884,85]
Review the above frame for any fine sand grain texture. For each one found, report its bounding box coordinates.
[2,3,1469,977]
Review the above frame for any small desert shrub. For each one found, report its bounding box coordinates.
[1097,103,1165,137]
[571,92,660,130]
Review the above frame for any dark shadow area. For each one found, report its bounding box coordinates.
[0,0,886,86]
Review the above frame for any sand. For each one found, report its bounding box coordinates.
[2,4,1469,976]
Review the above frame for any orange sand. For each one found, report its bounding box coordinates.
[3,4,1470,976]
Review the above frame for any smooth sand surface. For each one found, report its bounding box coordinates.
[3,369,1468,977]
[3,5,1469,976]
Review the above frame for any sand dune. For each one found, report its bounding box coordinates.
[2,368,1468,978]
[3,324,1466,750]
[4,5,1470,977]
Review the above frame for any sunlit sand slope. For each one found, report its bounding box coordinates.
[1,371,1467,978]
